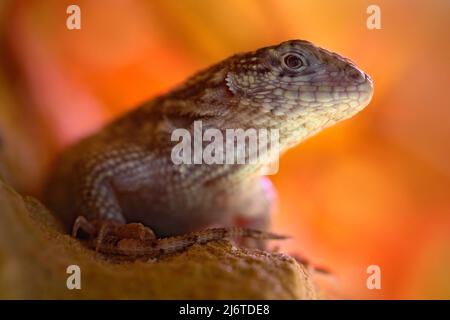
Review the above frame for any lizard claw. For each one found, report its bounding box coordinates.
[290,253,331,275]
[72,215,96,238]
[71,217,157,254]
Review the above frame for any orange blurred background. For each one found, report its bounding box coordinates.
[0,0,449,299]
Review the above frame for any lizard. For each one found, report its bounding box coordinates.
[44,40,373,257]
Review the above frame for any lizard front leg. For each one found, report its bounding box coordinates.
[70,143,280,256]
[72,143,160,252]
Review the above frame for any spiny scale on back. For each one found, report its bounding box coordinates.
[45,39,373,247]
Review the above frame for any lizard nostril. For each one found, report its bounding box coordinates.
[346,66,366,83]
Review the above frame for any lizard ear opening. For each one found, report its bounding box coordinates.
[225,72,239,95]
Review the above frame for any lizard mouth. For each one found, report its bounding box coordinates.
[357,73,374,106]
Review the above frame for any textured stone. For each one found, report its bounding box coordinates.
[0,179,318,299]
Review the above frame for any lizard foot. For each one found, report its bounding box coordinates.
[72,216,156,253]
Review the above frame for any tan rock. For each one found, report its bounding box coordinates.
[0,179,319,299]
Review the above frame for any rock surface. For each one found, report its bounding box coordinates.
[0,179,319,299]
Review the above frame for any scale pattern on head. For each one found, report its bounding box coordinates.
[225,40,373,129]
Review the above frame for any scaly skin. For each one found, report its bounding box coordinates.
[44,40,373,256]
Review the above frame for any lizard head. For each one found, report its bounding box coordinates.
[226,40,373,141]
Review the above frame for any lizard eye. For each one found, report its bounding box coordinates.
[282,53,304,70]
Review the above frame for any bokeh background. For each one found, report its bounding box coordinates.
[0,0,449,299]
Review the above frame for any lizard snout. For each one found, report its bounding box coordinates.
[345,65,367,84]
